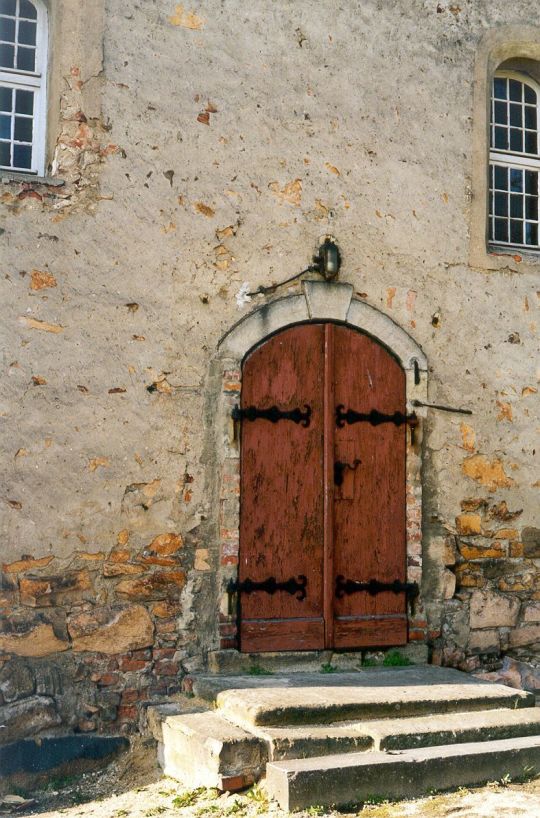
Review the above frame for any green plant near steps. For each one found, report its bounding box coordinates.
[320,662,338,673]
[171,787,206,808]
[382,650,412,666]
[245,783,268,805]
[303,805,325,816]
[362,657,378,667]
[248,664,273,675]
[223,799,247,815]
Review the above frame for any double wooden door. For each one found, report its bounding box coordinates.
[237,322,407,652]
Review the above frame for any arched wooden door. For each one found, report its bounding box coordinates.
[238,323,408,652]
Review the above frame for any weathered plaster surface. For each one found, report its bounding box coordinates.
[1,0,539,736]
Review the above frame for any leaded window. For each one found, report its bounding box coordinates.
[489,72,540,250]
[0,0,47,175]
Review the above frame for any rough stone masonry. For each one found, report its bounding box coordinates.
[1,0,539,741]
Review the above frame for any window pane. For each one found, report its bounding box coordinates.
[0,140,10,166]
[16,45,35,71]
[0,113,10,138]
[14,115,31,142]
[525,131,537,154]
[494,218,508,242]
[524,84,536,104]
[493,100,507,125]
[20,0,37,19]
[510,168,523,192]
[525,196,538,220]
[509,103,522,128]
[494,126,508,149]
[0,0,16,15]
[15,88,32,114]
[510,128,523,152]
[13,142,31,168]
[510,220,523,243]
[0,16,16,42]
[509,79,522,102]
[525,222,538,245]
[494,191,508,216]
[510,194,523,218]
[525,170,538,195]
[0,85,12,112]
[494,165,508,190]
[494,77,507,99]
[0,42,14,68]
[18,20,36,46]
[525,106,537,129]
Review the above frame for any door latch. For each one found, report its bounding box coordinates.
[334,458,362,486]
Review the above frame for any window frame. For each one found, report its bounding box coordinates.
[489,69,540,252]
[0,0,48,176]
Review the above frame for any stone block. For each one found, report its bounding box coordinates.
[161,711,266,790]
[69,604,154,654]
[456,514,482,535]
[442,569,456,599]
[468,629,500,654]
[469,590,520,629]
[0,660,35,702]
[19,570,93,607]
[0,623,69,657]
[0,696,61,744]
[116,571,185,600]
[523,527,540,558]
[459,542,505,560]
[509,624,540,648]
[522,602,540,623]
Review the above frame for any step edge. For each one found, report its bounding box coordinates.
[266,733,540,773]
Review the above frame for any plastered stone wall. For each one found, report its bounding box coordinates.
[1,0,539,738]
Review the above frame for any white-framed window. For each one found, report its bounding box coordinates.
[489,70,540,251]
[0,0,47,175]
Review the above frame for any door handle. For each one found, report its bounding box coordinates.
[334,458,361,486]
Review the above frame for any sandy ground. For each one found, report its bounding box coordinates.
[2,739,540,818]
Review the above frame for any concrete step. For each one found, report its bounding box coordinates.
[206,644,428,675]
[255,724,374,761]
[211,668,534,727]
[355,706,540,752]
[256,707,540,759]
[159,711,266,792]
[192,666,455,703]
[266,735,540,810]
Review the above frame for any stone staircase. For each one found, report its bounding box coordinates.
[146,666,540,810]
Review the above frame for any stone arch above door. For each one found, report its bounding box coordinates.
[218,282,428,409]
[211,281,429,655]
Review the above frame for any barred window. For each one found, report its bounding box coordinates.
[0,0,47,175]
[489,72,540,250]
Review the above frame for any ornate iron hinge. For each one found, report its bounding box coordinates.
[335,575,419,601]
[227,574,307,605]
[336,405,418,428]
[232,404,312,427]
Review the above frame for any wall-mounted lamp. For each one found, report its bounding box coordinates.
[240,236,342,304]
[313,237,341,280]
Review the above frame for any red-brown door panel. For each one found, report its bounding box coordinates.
[239,324,325,651]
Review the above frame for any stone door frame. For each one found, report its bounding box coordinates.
[211,281,429,652]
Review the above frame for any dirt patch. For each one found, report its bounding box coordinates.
[1,739,540,817]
